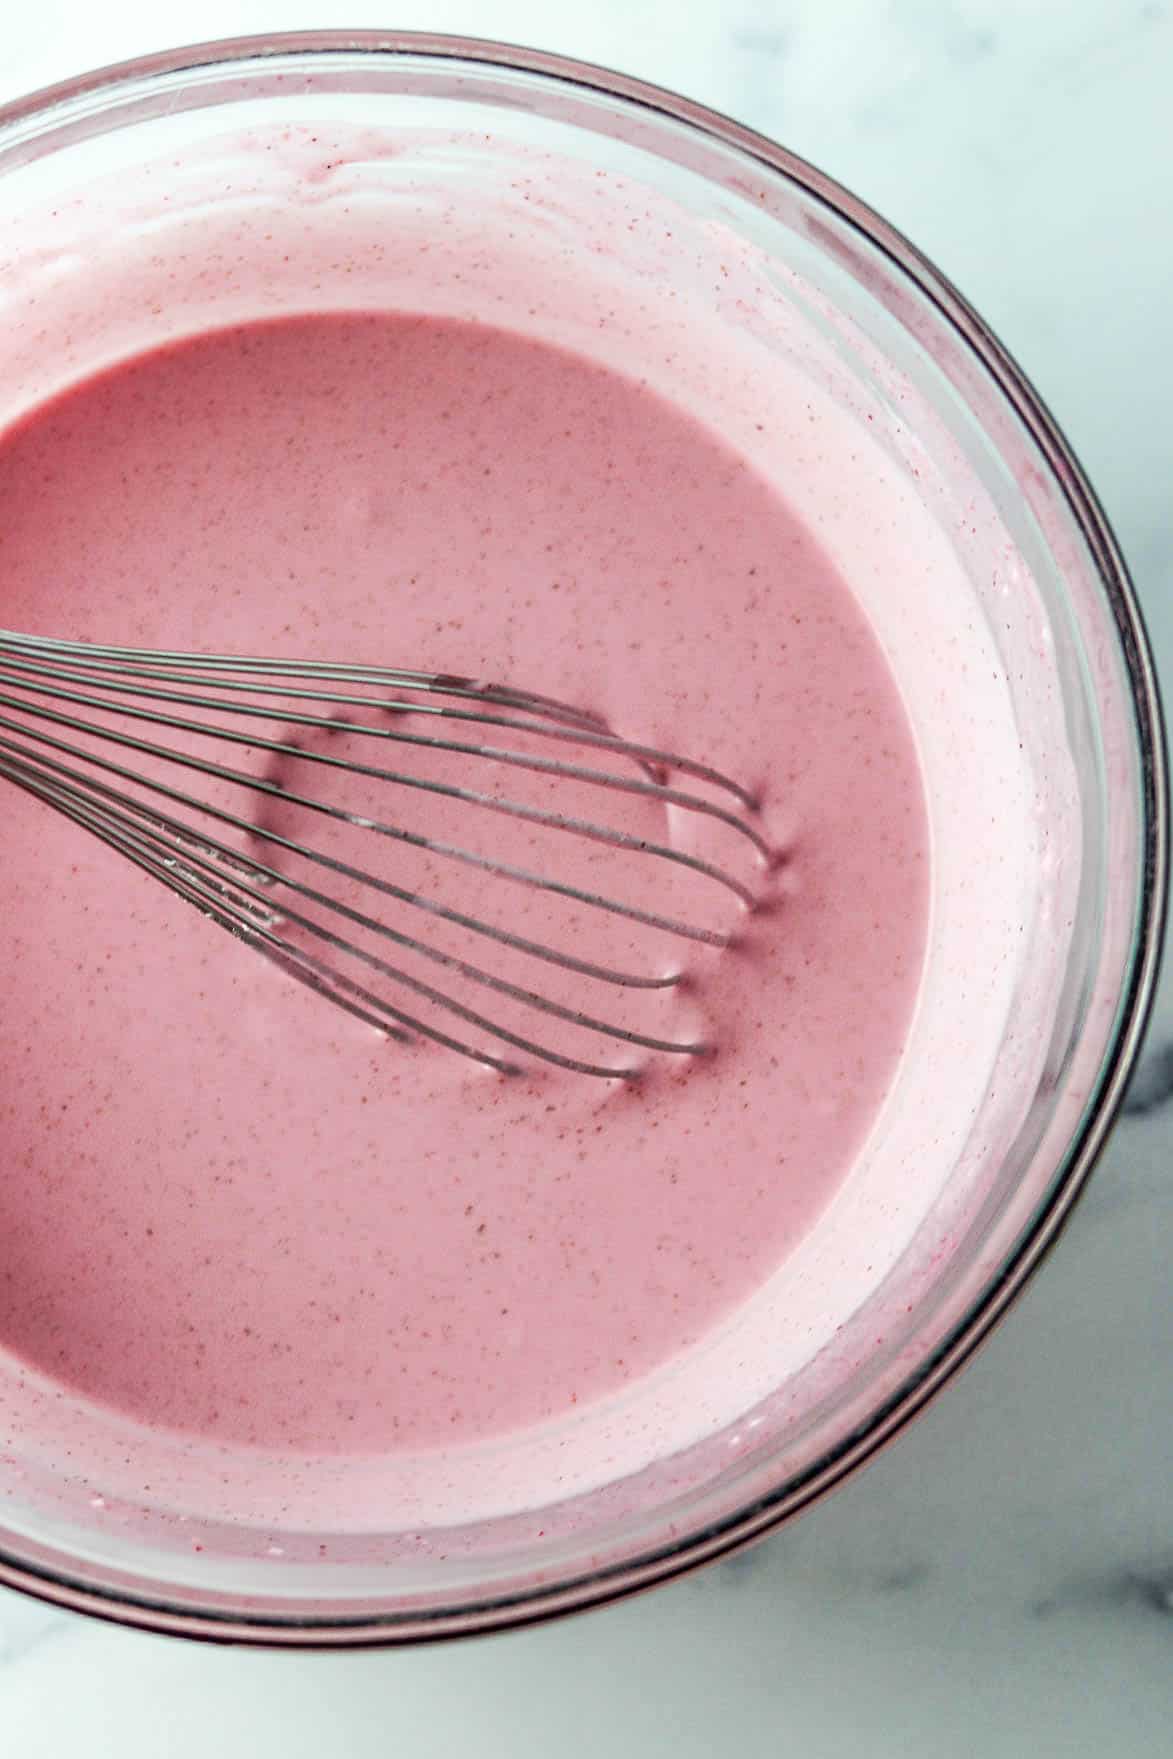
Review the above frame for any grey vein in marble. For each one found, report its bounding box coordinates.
[1123,1039,1173,1116]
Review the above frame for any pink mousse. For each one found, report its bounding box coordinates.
[0,311,928,1455]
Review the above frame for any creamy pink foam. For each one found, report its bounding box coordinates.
[0,308,927,1455]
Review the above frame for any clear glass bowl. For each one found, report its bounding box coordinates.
[0,31,1164,1644]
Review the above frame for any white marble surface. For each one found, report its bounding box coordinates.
[1,1,1170,1751]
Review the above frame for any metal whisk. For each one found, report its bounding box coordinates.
[0,630,769,1079]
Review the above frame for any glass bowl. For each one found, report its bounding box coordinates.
[0,30,1164,1644]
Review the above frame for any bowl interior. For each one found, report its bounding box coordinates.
[0,34,1163,1639]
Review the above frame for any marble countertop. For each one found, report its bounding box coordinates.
[1,3,1170,1752]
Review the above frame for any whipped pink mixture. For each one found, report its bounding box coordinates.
[0,311,927,1455]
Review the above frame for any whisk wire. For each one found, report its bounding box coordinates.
[0,643,759,811]
[0,631,767,1076]
[0,735,707,1072]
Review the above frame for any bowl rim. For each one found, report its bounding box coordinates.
[0,26,1166,1647]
